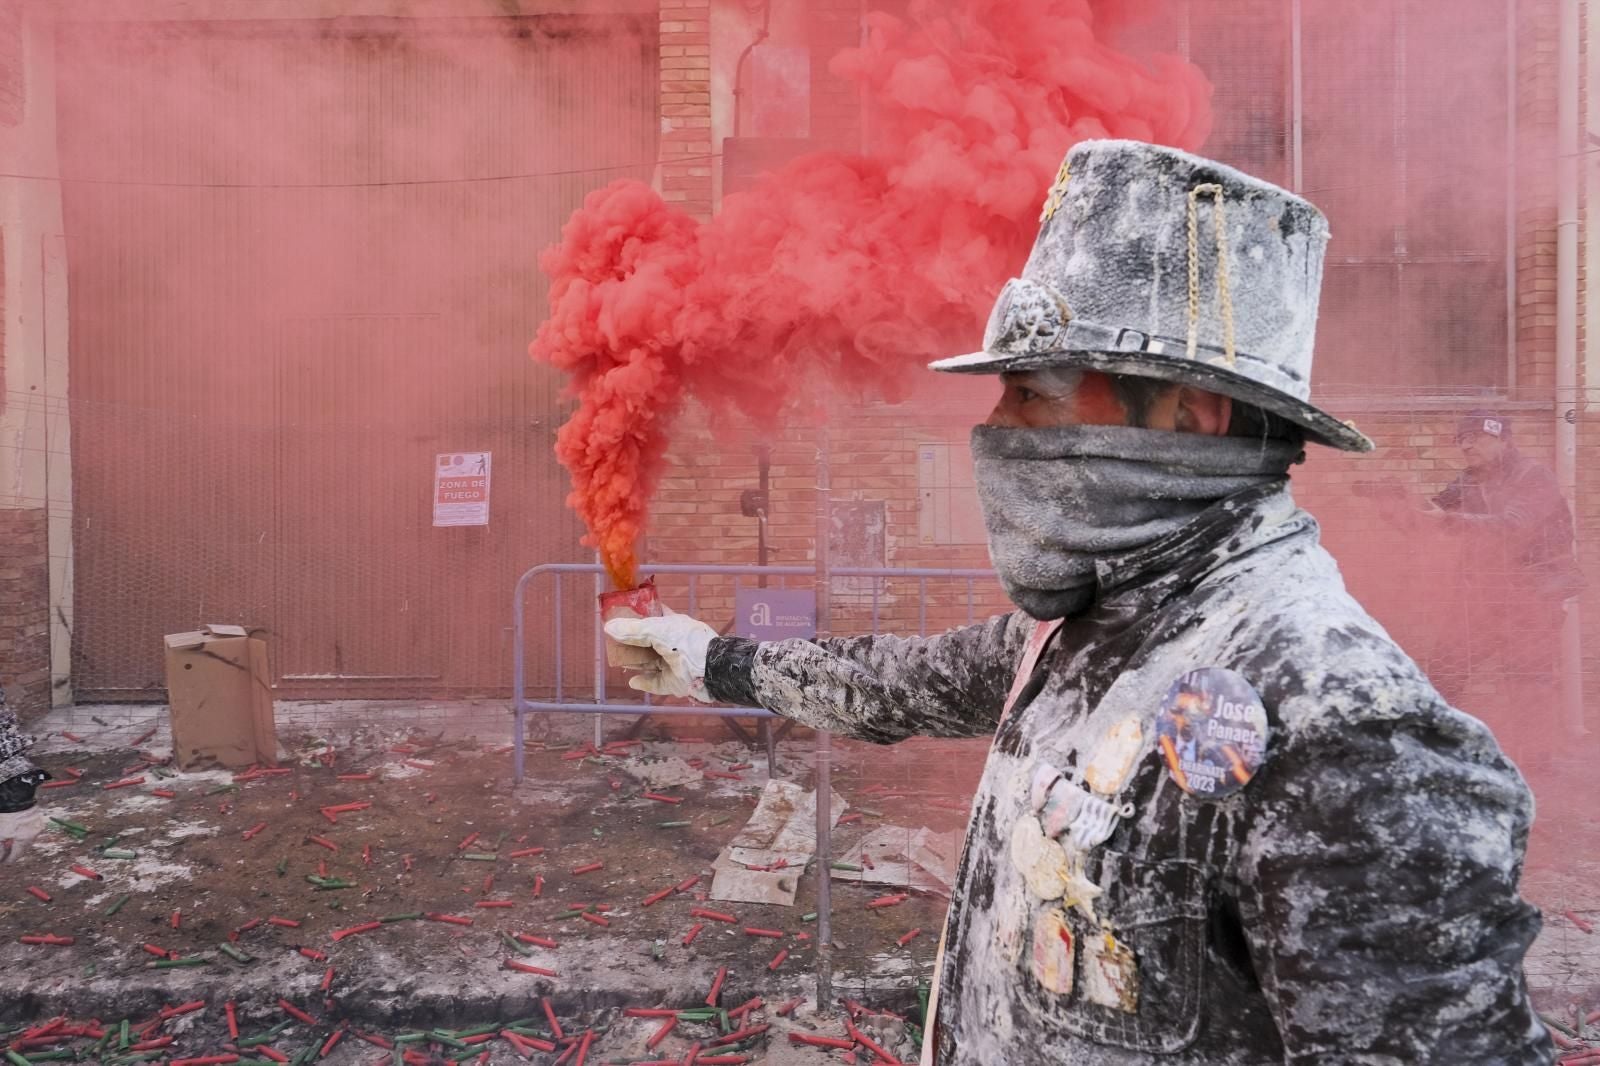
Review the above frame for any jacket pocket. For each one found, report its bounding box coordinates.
[1053,850,1208,1054]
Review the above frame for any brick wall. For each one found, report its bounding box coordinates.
[0,509,51,720]
[656,8,1587,596]
[0,5,44,717]
[642,0,1600,733]
[0,1,23,128]
[659,0,712,220]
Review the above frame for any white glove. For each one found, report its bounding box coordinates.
[0,806,45,864]
[603,608,718,703]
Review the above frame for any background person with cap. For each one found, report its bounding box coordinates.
[1420,411,1581,770]
[608,141,1550,1064]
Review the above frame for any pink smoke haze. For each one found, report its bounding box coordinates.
[531,0,1213,588]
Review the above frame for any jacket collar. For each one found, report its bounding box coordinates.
[1091,480,1311,611]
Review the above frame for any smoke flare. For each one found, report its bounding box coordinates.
[532,0,1213,589]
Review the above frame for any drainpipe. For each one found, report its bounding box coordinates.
[732,1,774,139]
[1506,0,1519,388]
[1556,0,1585,735]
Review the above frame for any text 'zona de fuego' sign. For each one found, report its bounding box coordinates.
[433,452,491,527]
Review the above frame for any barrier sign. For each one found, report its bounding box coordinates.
[735,589,817,641]
[434,452,491,527]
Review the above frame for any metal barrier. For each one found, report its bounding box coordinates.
[510,560,995,1004]
[510,561,997,783]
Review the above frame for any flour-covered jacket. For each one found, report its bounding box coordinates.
[705,483,1551,1065]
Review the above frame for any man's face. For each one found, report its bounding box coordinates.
[1457,431,1507,470]
[986,369,1138,429]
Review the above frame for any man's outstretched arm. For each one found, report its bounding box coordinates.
[608,611,1032,745]
[704,613,1032,744]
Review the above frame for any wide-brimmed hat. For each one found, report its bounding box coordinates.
[931,140,1373,452]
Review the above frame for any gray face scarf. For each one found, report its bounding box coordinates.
[971,424,1302,620]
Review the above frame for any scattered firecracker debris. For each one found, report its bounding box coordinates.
[505,959,558,976]
[692,907,738,924]
[0,727,986,1064]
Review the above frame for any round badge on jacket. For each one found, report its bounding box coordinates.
[1156,668,1269,799]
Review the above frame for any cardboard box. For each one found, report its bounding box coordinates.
[163,624,277,770]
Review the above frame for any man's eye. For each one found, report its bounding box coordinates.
[1014,386,1039,404]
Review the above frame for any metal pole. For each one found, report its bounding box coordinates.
[1556,0,1585,735]
[593,562,606,751]
[756,444,772,588]
[513,570,528,784]
[1505,0,1519,390]
[813,422,834,1009]
[1289,0,1303,192]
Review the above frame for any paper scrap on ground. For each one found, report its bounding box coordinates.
[709,779,845,906]
[830,824,960,898]
[622,755,701,790]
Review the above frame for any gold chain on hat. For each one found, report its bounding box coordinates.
[1186,183,1237,366]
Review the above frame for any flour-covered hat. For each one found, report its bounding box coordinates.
[932,140,1373,452]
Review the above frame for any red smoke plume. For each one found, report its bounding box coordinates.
[532,0,1212,589]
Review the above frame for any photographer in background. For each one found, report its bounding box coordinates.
[1370,411,1584,771]
[1429,412,1583,766]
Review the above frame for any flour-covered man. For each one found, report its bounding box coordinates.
[0,687,48,863]
[609,141,1551,1064]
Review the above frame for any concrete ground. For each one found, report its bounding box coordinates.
[1,701,977,1064]
[2,699,1597,1062]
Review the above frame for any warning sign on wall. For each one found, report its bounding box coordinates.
[433,452,491,527]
